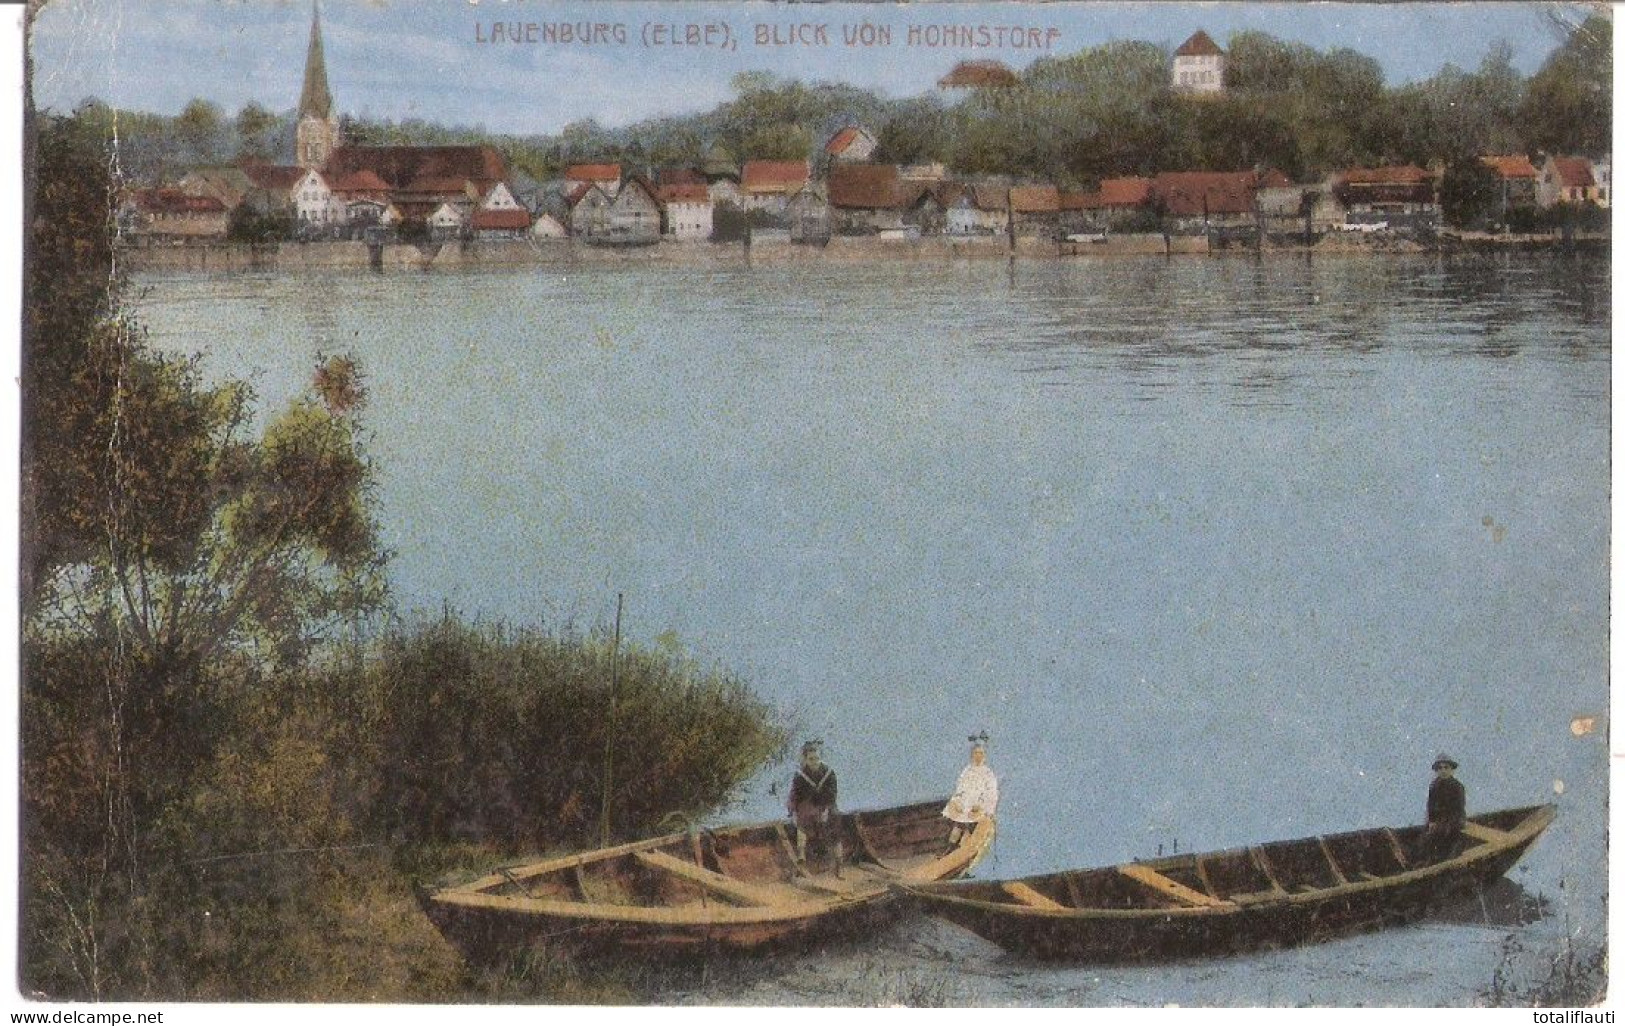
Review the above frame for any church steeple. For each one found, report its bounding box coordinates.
[296,1,339,168]
[299,4,334,120]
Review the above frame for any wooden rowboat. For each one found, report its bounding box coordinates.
[897,804,1553,962]
[417,798,994,962]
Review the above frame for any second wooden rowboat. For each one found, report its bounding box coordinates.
[897,803,1553,962]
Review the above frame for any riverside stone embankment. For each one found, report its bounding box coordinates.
[118,229,1602,274]
[120,234,1207,274]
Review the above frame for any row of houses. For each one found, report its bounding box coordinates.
[542,150,1611,244]
[119,144,531,244]
[120,145,1610,246]
[122,10,1609,248]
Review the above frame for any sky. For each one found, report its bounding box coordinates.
[26,0,1600,137]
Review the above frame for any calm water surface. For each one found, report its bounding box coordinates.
[133,254,1610,1006]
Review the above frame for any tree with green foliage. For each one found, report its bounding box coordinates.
[1192,95,1304,178]
[874,96,951,167]
[23,108,387,999]
[234,101,281,161]
[1439,155,1500,228]
[1519,13,1611,156]
[960,40,1171,181]
[227,202,297,243]
[174,97,227,164]
[1224,31,1389,175]
[742,122,812,162]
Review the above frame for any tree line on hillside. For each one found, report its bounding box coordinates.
[63,20,1609,189]
[22,107,788,1001]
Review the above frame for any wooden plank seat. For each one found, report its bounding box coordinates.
[633,850,800,907]
[1461,821,1516,845]
[1002,881,1067,910]
[1119,863,1234,908]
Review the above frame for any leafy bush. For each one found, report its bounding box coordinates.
[1109,208,1164,234]
[1503,201,1610,234]
[330,616,788,851]
[227,204,296,243]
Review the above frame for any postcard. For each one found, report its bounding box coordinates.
[15,0,1612,1014]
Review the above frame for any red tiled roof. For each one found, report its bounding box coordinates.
[828,163,903,209]
[742,160,810,193]
[400,176,474,196]
[826,127,873,156]
[1060,191,1093,211]
[329,169,392,194]
[471,208,531,230]
[1010,185,1061,213]
[1339,165,1434,187]
[897,181,935,208]
[933,181,970,207]
[565,182,599,207]
[656,184,711,204]
[966,184,1009,211]
[565,163,622,183]
[1175,30,1224,57]
[324,145,507,190]
[242,164,307,192]
[1098,176,1155,208]
[1549,156,1596,188]
[130,188,227,215]
[938,60,1020,88]
[1332,166,1436,205]
[1482,155,1539,180]
[1153,170,1265,216]
[657,168,707,187]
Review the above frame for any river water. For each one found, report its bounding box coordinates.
[132,253,1610,1006]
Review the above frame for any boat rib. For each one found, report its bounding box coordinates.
[633,849,798,906]
[1002,881,1066,910]
[1118,863,1234,908]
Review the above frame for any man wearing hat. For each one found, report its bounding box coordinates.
[1420,753,1467,863]
[943,732,999,845]
[788,740,841,876]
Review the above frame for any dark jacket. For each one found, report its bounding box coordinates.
[1427,775,1466,831]
[789,764,837,815]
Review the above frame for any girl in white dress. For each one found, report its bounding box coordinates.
[943,732,998,844]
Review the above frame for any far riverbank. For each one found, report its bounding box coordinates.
[117,230,1608,275]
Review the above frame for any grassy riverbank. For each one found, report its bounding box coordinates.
[23,615,789,1001]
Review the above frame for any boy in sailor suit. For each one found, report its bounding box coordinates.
[788,740,841,876]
